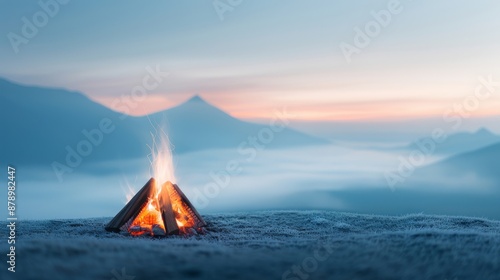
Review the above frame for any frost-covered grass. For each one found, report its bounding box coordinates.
[1,211,500,280]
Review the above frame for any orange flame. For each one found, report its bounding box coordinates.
[149,132,176,196]
[129,199,165,236]
[127,131,196,236]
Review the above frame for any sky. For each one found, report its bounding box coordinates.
[1,0,500,121]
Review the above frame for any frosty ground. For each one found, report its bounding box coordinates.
[1,211,499,280]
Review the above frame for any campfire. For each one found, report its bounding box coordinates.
[105,178,206,236]
[105,134,206,236]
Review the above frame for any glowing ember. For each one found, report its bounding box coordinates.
[126,179,204,236]
[128,199,165,236]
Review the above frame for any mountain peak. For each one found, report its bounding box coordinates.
[167,94,229,117]
[476,128,493,136]
[175,95,219,111]
[185,95,207,104]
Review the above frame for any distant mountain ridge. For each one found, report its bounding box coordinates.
[425,141,500,180]
[408,128,500,155]
[0,78,328,168]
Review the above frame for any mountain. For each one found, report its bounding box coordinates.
[408,128,500,155]
[143,95,328,153]
[0,78,147,167]
[323,138,500,220]
[287,141,500,219]
[0,78,327,168]
[424,142,500,180]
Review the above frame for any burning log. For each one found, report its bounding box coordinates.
[105,178,155,233]
[171,183,206,228]
[159,182,179,235]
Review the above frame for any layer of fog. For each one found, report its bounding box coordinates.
[4,144,496,220]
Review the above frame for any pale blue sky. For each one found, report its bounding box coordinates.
[1,0,500,120]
